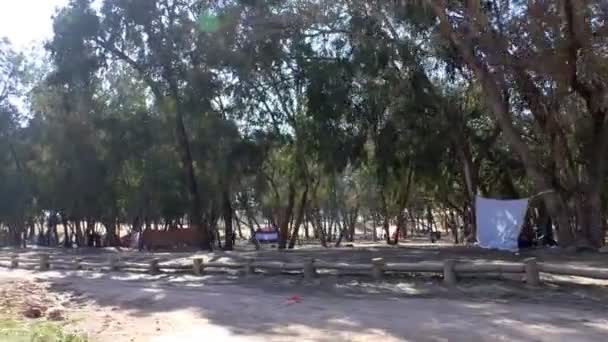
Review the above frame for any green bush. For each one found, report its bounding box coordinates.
[0,319,88,342]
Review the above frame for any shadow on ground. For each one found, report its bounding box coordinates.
[2,243,608,341]
[22,267,607,342]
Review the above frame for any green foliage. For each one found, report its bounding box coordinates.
[0,0,606,247]
[0,318,88,342]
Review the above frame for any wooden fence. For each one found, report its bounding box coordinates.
[1,253,608,286]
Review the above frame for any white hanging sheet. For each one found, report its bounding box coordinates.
[475,196,529,252]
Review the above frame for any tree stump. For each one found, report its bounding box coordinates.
[524,258,540,286]
[303,258,317,280]
[371,258,385,281]
[10,254,18,269]
[443,259,457,286]
[39,254,50,271]
[192,258,204,276]
[149,259,160,275]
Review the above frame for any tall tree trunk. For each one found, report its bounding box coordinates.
[51,223,58,247]
[75,220,84,247]
[427,1,576,246]
[222,189,233,250]
[380,192,391,244]
[382,216,390,244]
[234,211,244,239]
[304,214,310,240]
[28,219,36,241]
[61,214,71,248]
[244,206,261,250]
[103,219,119,247]
[8,224,22,247]
[372,214,378,242]
[347,209,358,242]
[537,203,554,245]
[456,144,478,240]
[395,212,406,244]
[174,106,211,250]
[326,213,334,243]
[576,187,603,248]
[278,183,296,249]
[311,208,328,247]
[334,220,344,247]
[288,185,309,249]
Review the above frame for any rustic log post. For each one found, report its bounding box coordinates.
[303,258,317,280]
[74,258,83,270]
[109,256,120,271]
[443,259,457,286]
[10,254,18,269]
[192,258,204,276]
[149,258,160,275]
[371,258,385,281]
[524,258,540,286]
[244,258,255,276]
[39,254,50,271]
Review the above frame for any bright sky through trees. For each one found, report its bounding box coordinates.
[0,0,68,50]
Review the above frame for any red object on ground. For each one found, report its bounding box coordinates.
[285,295,302,305]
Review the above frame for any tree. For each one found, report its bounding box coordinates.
[0,39,31,246]
[46,0,248,249]
[421,0,608,247]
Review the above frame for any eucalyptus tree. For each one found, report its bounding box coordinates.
[46,0,256,249]
[420,0,608,247]
[0,39,32,246]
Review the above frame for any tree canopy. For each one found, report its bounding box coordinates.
[0,0,606,250]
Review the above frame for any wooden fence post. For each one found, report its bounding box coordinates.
[74,258,83,270]
[10,254,18,269]
[39,254,50,271]
[244,258,255,276]
[192,258,204,276]
[443,259,457,286]
[524,258,540,286]
[371,258,385,281]
[303,258,317,280]
[109,256,120,271]
[149,258,160,275]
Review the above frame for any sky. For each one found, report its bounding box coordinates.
[0,0,68,51]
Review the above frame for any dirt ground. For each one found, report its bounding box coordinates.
[1,242,608,341]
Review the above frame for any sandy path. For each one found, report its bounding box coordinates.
[1,269,607,342]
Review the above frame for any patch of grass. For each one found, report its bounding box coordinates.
[0,318,88,342]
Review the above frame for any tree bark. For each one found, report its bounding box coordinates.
[222,189,233,250]
[347,208,358,242]
[426,0,575,246]
[395,212,406,244]
[304,214,310,239]
[174,106,211,250]
[288,185,309,249]
[311,208,328,247]
[575,187,603,248]
[234,212,244,239]
[278,183,296,249]
[372,214,378,242]
[75,220,84,247]
[456,144,478,240]
[244,205,261,250]
[61,214,71,248]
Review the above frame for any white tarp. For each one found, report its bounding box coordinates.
[476,196,529,252]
